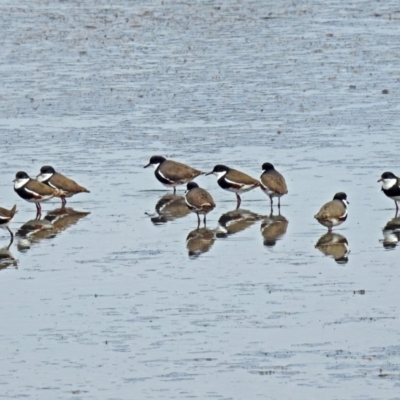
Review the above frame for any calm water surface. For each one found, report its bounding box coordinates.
[1,0,400,399]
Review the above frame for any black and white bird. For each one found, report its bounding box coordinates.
[144,155,204,193]
[378,172,400,213]
[13,171,65,219]
[206,165,259,209]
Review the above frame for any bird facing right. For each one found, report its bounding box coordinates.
[185,182,216,228]
[259,162,288,209]
[378,171,400,214]
[314,192,349,232]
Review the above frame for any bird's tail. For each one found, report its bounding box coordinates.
[10,204,17,216]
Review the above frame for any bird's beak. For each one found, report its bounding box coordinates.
[143,163,151,168]
[205,171,213,176]
[377,178,382,182]
[12,178,16,182]
[346,200,350,204]
[36,173,41,178]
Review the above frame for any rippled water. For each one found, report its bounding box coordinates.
[1,0,400,398]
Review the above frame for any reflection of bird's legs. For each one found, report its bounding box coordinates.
[269,196,273,212]
[278,197,281,209]
[35,203,42,219]
[173,186,176,194]
[6,235,13,249]
[203,214,207,228]
[395,201,399,216]
[236,194,241,210]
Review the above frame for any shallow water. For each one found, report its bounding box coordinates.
[1,0,400,399]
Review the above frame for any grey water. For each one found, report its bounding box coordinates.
[1,0,400,399]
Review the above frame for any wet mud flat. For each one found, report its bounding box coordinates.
[1,0,400,399]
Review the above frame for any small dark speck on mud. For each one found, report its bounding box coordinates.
[353,290,365,295]
[257,371,275,375]
[349,85,356,89]
[261,13,273,19]
[382,89,389,94]
[277,131,281,134]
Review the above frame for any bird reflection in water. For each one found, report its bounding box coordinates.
[0,238,17,270]
[16,207,90,251]
[146,194,191,225]
[186,228,215,259]
[215,209,263,238]
[381,215,400,249]
[261,212,289,247]
[315,232,350,264]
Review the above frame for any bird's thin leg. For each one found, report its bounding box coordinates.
[196,213,200,229]
[396,201,399,214]
[278,197,281,209]
[328,226,332,233]
[61,197,67,208]
[236,194,241,210]
[173,186,176,194]
[7,226,14,240]
[203,214,207,227]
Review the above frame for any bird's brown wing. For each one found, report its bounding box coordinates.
[186,188,216,211]
[49,172,90,194]
[26,180,66,198]
[226,169,259,186]
[26,180,58,197]
[260,171,288,194]
[159,160,203,183]
[314,200,345,220]
[198,189,216,210]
